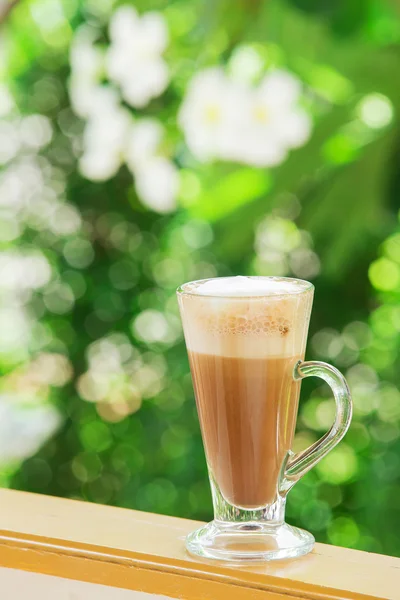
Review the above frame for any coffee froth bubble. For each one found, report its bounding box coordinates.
[178,277,313,358]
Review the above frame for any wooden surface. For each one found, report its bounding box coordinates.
[0,567,170,600]
[0,489,398,600]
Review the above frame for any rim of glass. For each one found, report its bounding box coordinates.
[176,276,314,299]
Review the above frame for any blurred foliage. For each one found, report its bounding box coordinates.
[1,0,400,558]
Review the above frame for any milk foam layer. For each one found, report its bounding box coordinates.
[193,276,310,297]
[178,277,314,358]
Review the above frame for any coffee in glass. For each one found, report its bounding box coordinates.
[178,276,352,562]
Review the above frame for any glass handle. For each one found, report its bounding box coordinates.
[280,360,352,494]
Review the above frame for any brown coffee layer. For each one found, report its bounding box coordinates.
[188,352,301,509]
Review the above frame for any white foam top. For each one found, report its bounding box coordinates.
[178,277,314,359]
[187,276,311,297]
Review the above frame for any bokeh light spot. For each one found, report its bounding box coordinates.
[109,260,139,290]
[328,517,360,548]
[179,170,202,206]
[316,444,358,484]
[63,238,95,269]
[43,282,75,314]
[229,45,265,83]
[133,309,170,344]
[369,257,400,291]
[80,421,113,452]
[71,452,102,483]
[301,500,332,532]
[182,219,213,249]
[357,94,393,129]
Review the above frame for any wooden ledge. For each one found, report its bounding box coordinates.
[0,489,397,599]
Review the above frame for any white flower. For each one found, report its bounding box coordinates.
[83,105,130,151]
[125,118,163,172]
[69,79,100,119]
[178,68,243,162]
[69,27,104,119]
[70,27,104,80]
[84,86,121,121]
[124,119,178,213]
[258,70,301,109]
[109,5,140,42]
[68,14,178,199]
[0,395,61,465]
[79,88,132,181]
[179,68,312,167]
[119,61,169,109]
[106,6,169,108]
[135,157,178,213]
[79,150,122,181]
[239,70,311,166]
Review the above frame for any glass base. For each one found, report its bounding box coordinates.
[186,520,314,563]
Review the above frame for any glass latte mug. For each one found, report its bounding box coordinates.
[177,276,352,562]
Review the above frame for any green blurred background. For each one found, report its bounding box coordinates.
[1,0,400,556]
